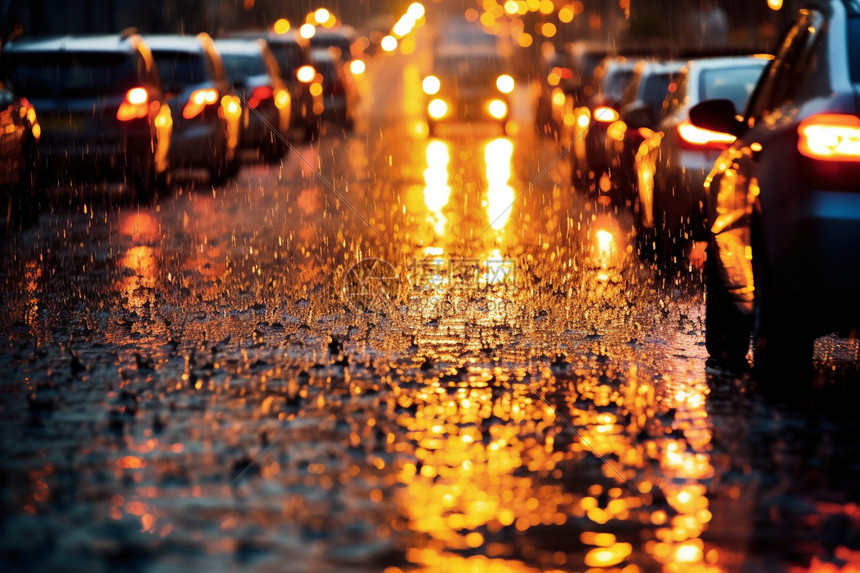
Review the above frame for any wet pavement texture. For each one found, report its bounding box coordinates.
[2,30,860,573]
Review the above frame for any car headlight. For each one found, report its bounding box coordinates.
[427,99,448,119]
[487,99,507,120]
[496,74,514,94]
[423,75,441,95]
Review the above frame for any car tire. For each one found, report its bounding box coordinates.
[132,153,161,205]
[705,240,752,369]
[262,134,287,164]
[751,233,815,387]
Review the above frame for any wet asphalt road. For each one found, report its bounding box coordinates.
[2,28,860,573]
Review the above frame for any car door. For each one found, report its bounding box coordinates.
[707,8,826,299]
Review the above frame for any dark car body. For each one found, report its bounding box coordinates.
[214,38,291,163]
[692,1,860,377]
[144,33,241,184]
[566,56,637,188]
[0,78,40,228]
[605,59,685,203]
[228,31,322,142]
[423,45,514,136]
[2,32,172,202]
[309,48,357,129]
[634,55,769,256]
[0,80,39,192]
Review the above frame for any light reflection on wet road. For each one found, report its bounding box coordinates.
[1,26,860,573]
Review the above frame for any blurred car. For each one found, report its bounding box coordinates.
[566,56,637,188]
[309,49,357,130]
[634,55,769,257]
[552,41,612,137]
[2,31,172,203]
[605,59,685,203]
[0,78,40,203]
[309,26,358,65]
[214,38,291,163]
[690,0,860,378]
[144,33,240,185]
[229,31,322,142]
[422,45,515,136]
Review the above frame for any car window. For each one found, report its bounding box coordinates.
[5,51,138,97]
[152,50,208,86]
[849,17,860,83]
[699,65,765,113]
[604,68,634,100]
[642,72,675,118]
[268,42,304,76]
[663,70,687,116]
[221,53,268,78]
[747,9,823,120]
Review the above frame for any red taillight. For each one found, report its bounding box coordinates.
[116,87,149,121]
[677,118,736,150]
[248,85,274,109]
[182,88,219,119]
[798,114,860,162]
[797,114,860,190]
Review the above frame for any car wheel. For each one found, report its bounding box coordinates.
[132,153,160,205]
[751,235,815,387]
[262,134,287,164]
[705,240,752,369]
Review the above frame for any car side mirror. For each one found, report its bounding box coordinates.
[689,99,745,137]
[623,101,655,129]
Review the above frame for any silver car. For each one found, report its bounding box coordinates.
[215,38,292,164]
[634,55,770,258]
[145,33,241,185]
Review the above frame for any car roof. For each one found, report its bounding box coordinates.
[310,26,357,40]
[634,59,686,75]
[143,34,211,52]
[683,54,772,72]
[4,33,144,53]
[213,38,267,55]
[227,30,307,46]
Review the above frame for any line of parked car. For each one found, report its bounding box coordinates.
[0,25,363,208]
[542,0,860,383]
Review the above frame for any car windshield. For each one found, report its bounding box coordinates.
[268,42,304,76]
[642,72,674,117]
[220,53,267,78]
[3,51,137,98]
[603,68,634,99]
[309,36,351,62]
[433,53,505,84]
[151,50,207,87]
[699,65,764,112]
